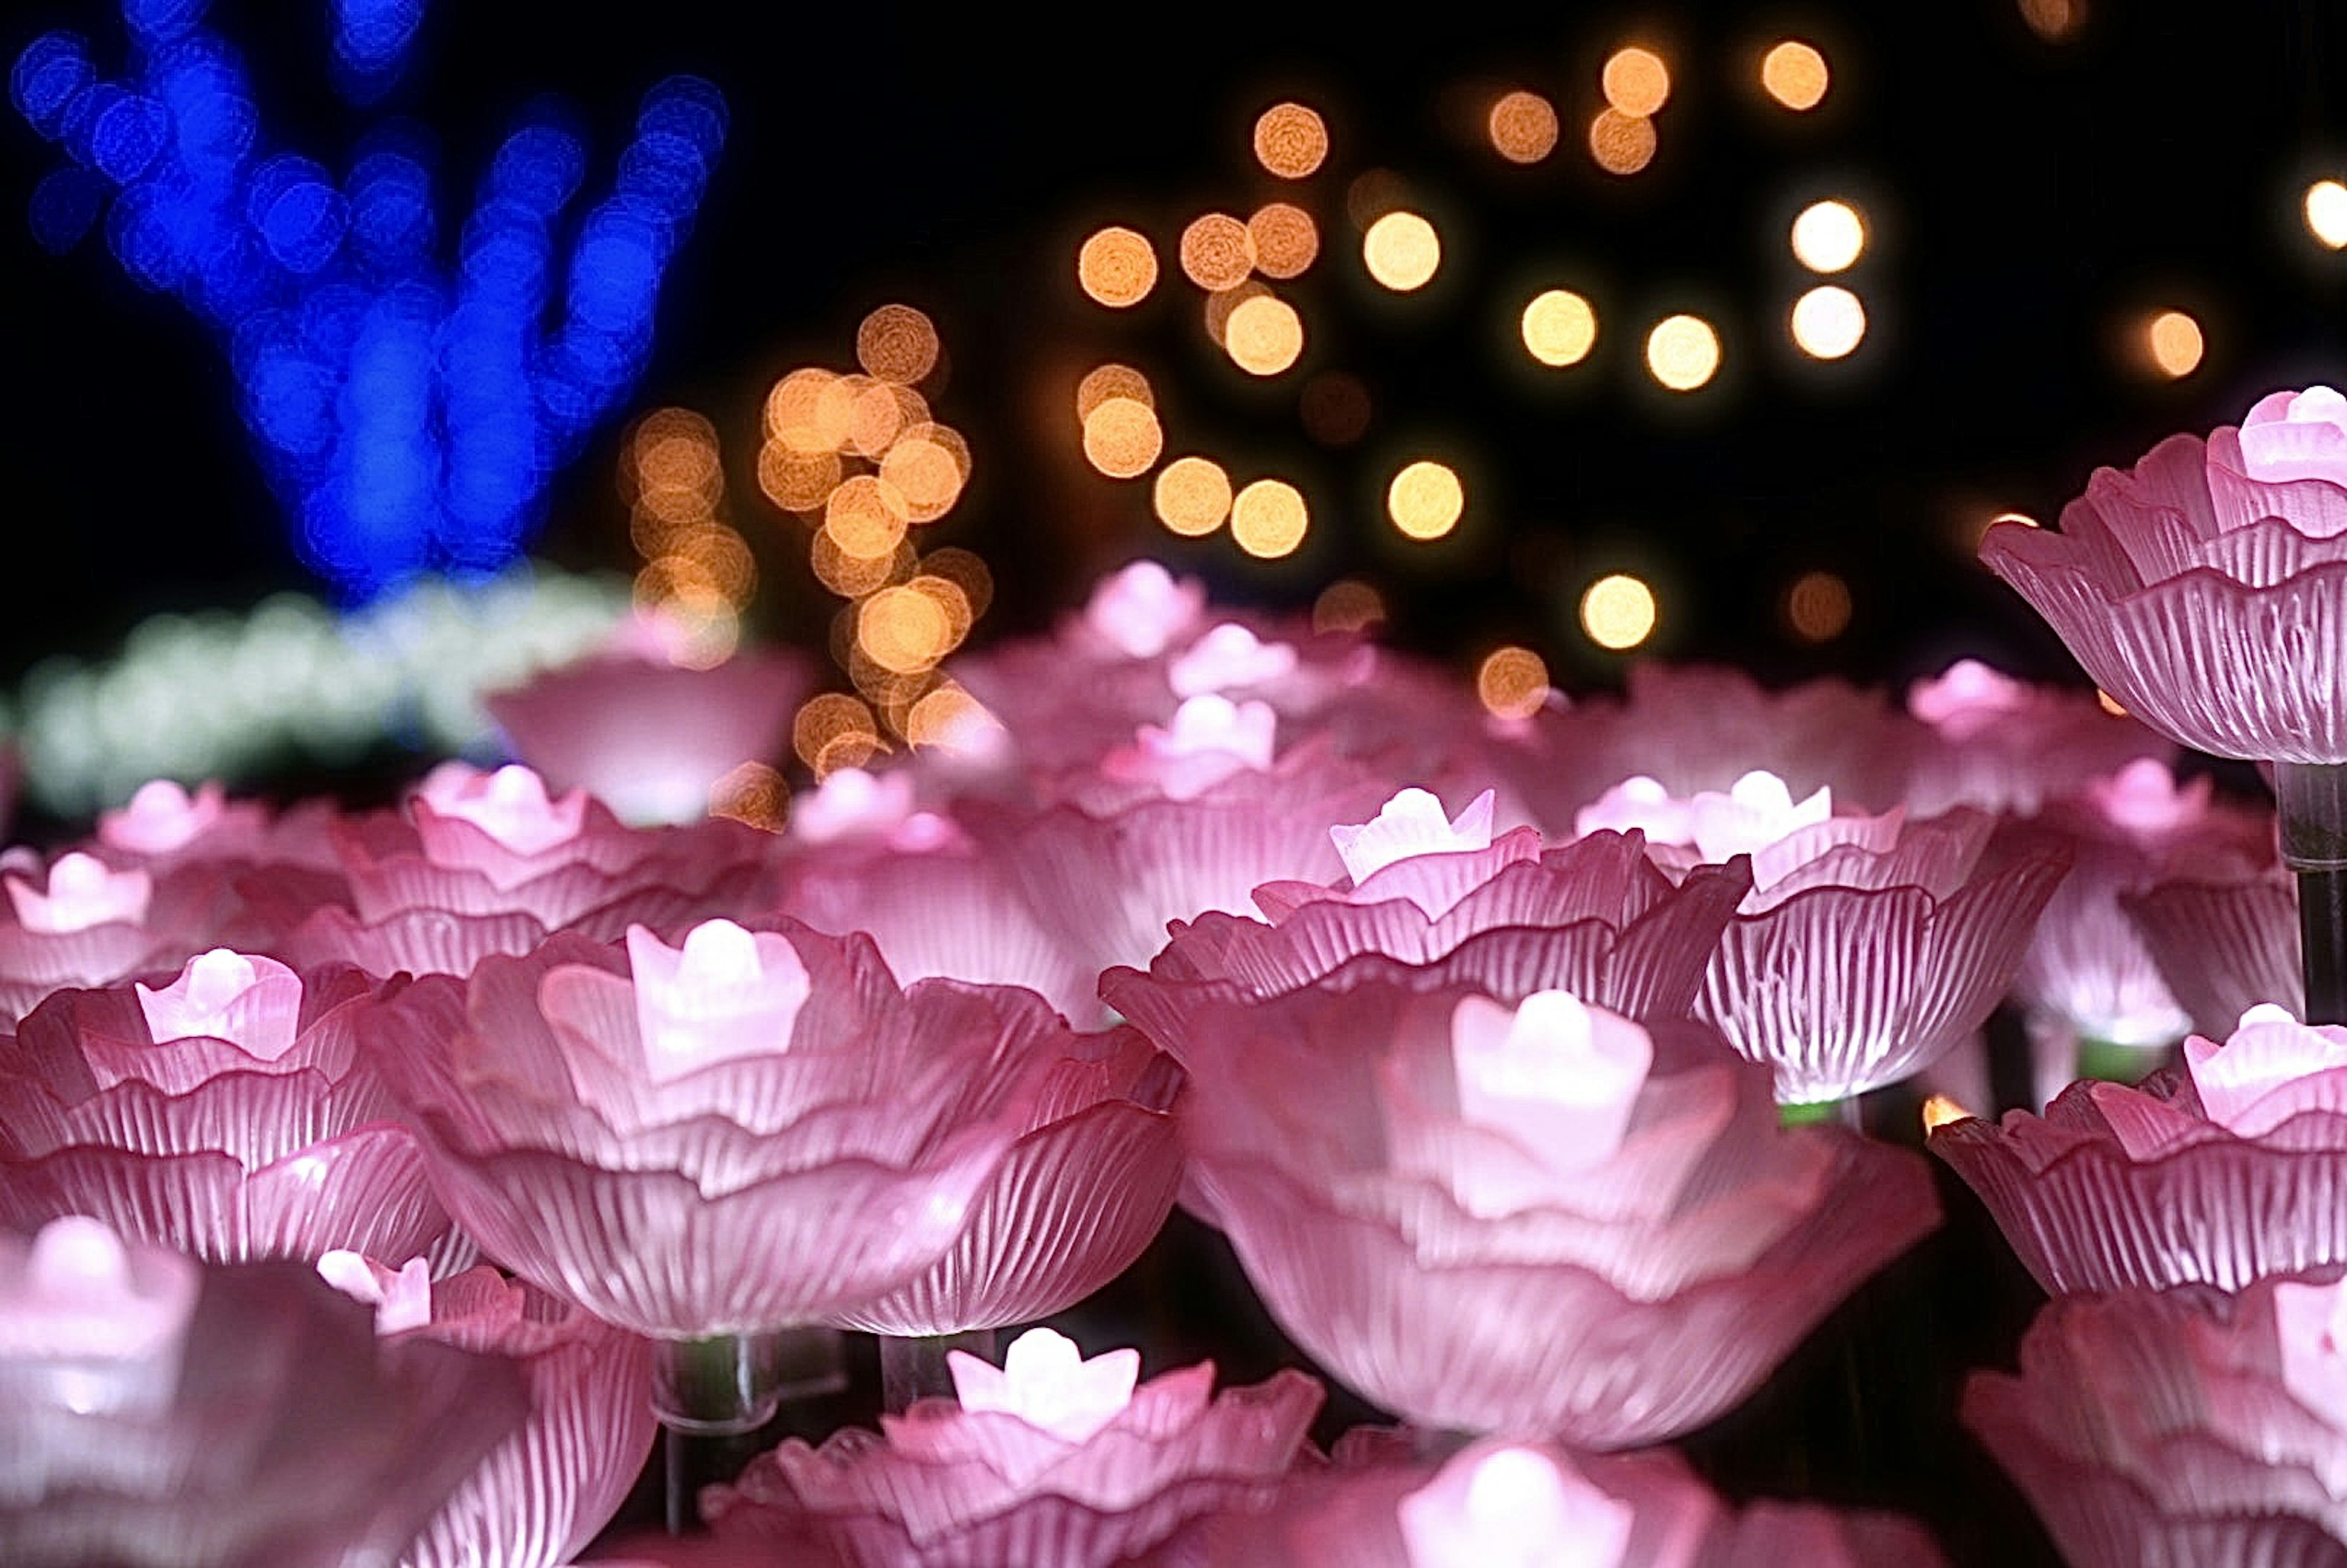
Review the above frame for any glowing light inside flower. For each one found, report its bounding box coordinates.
[1224,293,1306,375]
[1487,90,1560,163]
[1398,1444,1637,1568]
[1574,775,1692,844]
[1230,478,1310,559]
[947,1327,1139,1442]
[1786,570,1853,641]
[136,949,303,1060]
[1521,290,1598,367]
[1790,200,1866,273]
[1139,695,1278,775]
[1580,573,1658,650]
[1791,285,1867,359]
[1688,771,1834,863]
[790,766,919,844]
[100,779,226,855]
[1331,787,1497,884]
[1476,646,1549,720]
[1252,102,1329,179]
[1388,461,1466,541]
[1644,315,1720,390]
[1587,109,1658,175]
[1170,624,1299,697]
[1761,41,1831,109]
[2144,310,2204,378]
[6,852,152,934]
[1247,202,1320,279]
[1082,397,1164,478]
[1153,456,1235,538]
[1920,1094,1975,1134]
[2305,181,2347,249]
[1078,227,1158,307]
[1314,579,1386,633]
[1601,46,1672,116]
[0,1217,200,1415]
[2085,757,2205,838]
[1364,211,1442,292]
[317,1250,433,1335]
[1910,658,2032,734]
[2237,384,2347,484]
[2182,1004,2347,1137]
[627,921,812,1079]
[419,763,586,855]
[2272,1277,2347,1430]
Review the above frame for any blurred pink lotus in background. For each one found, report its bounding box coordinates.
[1900,659,2170,819]
[1107,974,1936,1444]
[702,1325,1321,1566]
[1966,1271,2347,1565]
[0,1216,523,1567]
[1933,1005,2347,1292]
[2125,857,2303,1038]
[0,948,464,1270]
[0,849,227,1025]
[320,1250,658,1568]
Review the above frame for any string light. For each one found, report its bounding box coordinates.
[1081,397,1164,478]
[1786,570,1853,642]
[1313,579,1386,633]
[1180,212,1256,291]
[1224,293,1306,375]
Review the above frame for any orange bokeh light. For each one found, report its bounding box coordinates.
[1076,363,1153,422]
[859,583,956,673]
[1082,397,1164,478]
[1230,478,1309,559]
[1601,46,1672,116]
[1253,101,1329,179]
[879,436,964,522]
[765,368,840,454]
[1787,570,1854,642]
[1205,279,1269,346]
[1487,90,1560,163]
[810,529,913,598]
[1248,202,1320,280]
[757,445,841,513]
[794,693,881,775]
[708,761,789,832]
[1224,293,1306,376]
[1312,579,1386,634]
[1300,372,1372,446]
[1153,455,1234,537]
[1180,213,1257,291]
[920,546,994,618]
[1078,226,1159,307]
[847,380,909,458]
[1387,460,1465,541]
[1589,109,1658,175]
[905,684,994,751]
[1362,210,1441,291]
[825,474,911,559]
[1477,646,1550,720]
[1761,41,1830,110]
[854,304,940,386]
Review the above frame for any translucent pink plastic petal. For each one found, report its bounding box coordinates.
[2124,874,2304,1037]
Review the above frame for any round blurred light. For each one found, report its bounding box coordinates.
[1224,293,1305,375]
[1386,460,1465,541]
[1521,290,1598,367]
[1078,226,1158,307]
[1230,479,1309,559]
[756,444,840,512]
[1790,286,1867,359]
[1761,41,1830,110]
[1203,279,1268,346]
[1644,314,1721,390]
[2018,0,2085,43]
[825,474,911,558]
[1153,456,1234,537]
[1487,91,1560,163]
[1253,101,1329,178]
[1248,202,1320,279]
[794,693,880,774]
[1363,210,1441,291]
[878,436,964,522]
[1076,363,1153,422]
[1581,573,1658,650]
[2307,180,2347,249]
[765,368,839,453]
[1180,212,1256,291]
[1790,200,1866,273]
[1786,570,1853,642]
[1587,109,1658,175]
[1081,397,1163,478]
[1477,646,1549,719]
[1313,579,1386,634]
[1601,47,1672,116]
[2145,309,2205,378]
[859,584,955,673]
[854,304,939,385]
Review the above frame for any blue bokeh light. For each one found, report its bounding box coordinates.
[12,2,723,602]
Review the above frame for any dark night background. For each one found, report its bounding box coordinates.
[5,1,2346,692]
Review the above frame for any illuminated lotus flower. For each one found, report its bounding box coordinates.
[97,780,268,863]
[0,1216,524,1567]
[1095,694,1281,804]
[2125,858,2303,1035]
[1932,1005,2347,1292]
[776,771,1096,1023]
[318,1250,658,1568]
[368,917,1127,1338]
[485,644,812,827]
[1131,794,1751,1026]
[0,850,226,1025]
[1980,393,2347,763]
[1603,770,2065,1102]
[0,949,463,1269]
[702,1326,1322,1566]
[1108,978,1936,1444]
[1965,1272,2347,1566]
[1900,660,2170,818]
[1185,1432,1947,1567]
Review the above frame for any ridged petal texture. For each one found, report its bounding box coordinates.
[1694,808,2068,1101]
[2125,870,2304,1036]
[0,859,233,1027]
[1980,431,2347,763]
[1931,1069,2347,1294]
[367,921,1138,1338]
[0,1257,527,1568]
[1117,976,1937,1446]
[0,963,461,1267]
[702,1361,1321,1567]
[1964,1281,2347,1567]
[391,1267,658,1568]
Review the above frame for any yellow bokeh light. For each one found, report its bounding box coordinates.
[1253,101,1329,179]
[1387,460,1465,541]
[859,584,955,673]
[708,761,788,832]
[908,573,975,646]
[810,530,912,599]
[825,474,911,559]
[1204,280,1268,346]
[756,444,840,513]
[1081,397,1164,478]
[2145,309,2205,378]
[765,368,840,454]
[920,546,994,618]
[1313,579,1386,634]
[2306,180,2347,249]
[1076,363,1153,422]
[1248,202,1320,280]
[1790,286,1867,359]
[667,525,755,604]
[1154,455,1234,537]
[1078,226,1159,308]
[1363,210,1441,292]
[1587,109,1658,175]
[1601,47,1672,116]
[1521,289,1598,367]
[1644,314,1721,390]
[794,693,881,775]
[2017,0,2085,43]
[905,683,993,750]
[1761,40,1831,109]
[1477,646,1550,720]
[878,436,964,522]
[1581,573,1658,651]
[901,421,972,481]
[846,379,909,458]
[1180,212,1257,291]
[1790,200,1866,273]
[854,304,940,386]
[1230,478,1310,559]
[1224,293,1306,376]
[1786,570,1853,642]
[1488,90,1560,164]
